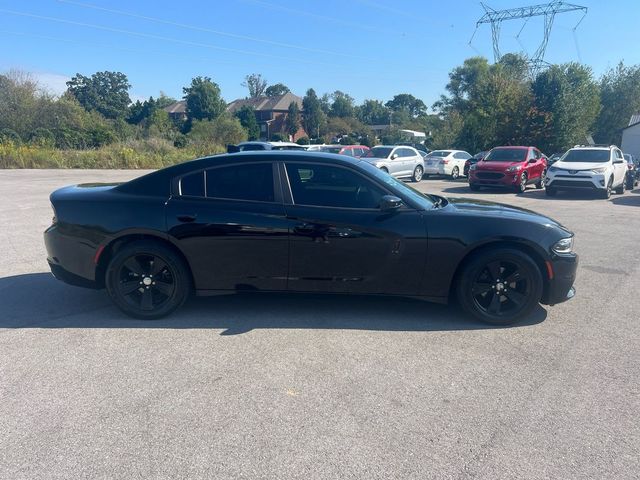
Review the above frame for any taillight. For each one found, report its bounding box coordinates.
[440,160,449,165]
[51,205,57,225]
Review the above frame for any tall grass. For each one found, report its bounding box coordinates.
[0,139,225,169]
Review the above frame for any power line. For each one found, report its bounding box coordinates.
[56,0,369,60]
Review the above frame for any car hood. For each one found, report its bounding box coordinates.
[553,161,607,171]
[445,196,567,230]
[475,161,523,171]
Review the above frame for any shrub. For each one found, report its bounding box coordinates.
[29,128,56,147]
[296,136,310,145]
[0,128,22,145]
[270,132,286,142]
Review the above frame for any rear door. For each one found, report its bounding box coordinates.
[613,149,627,185]
[165,161,289,292]
[281,161,428,295]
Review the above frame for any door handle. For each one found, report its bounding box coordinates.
[294,222,315,233]
[177,214,197,223]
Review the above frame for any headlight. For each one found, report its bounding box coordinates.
[548,166,558,173]
[506,165,522,172]
[552,237,574,255]
[469,164,477,171]
[591,167,606,174]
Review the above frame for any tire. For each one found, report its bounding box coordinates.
[469,183,480,191]
[600,178,612,199]
[515,172,527,193]
[412,165,424,182]
[105,240,192,319]
[451,166,460,180]
[545,187,557,197]
[535,169,546,189]
[614,178,625,194]
[456,247,543,325]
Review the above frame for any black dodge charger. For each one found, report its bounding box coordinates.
[44,151,577,324]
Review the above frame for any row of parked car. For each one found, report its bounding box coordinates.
[227,141,639,199]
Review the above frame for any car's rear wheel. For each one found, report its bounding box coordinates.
[515,172,527,193]
[457,248,543,325]
[535,170,546,189]
[412,165,423,182]
[451,166,460,180]
[106,241,191,319]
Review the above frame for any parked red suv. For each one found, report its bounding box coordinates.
[468,146,547,193]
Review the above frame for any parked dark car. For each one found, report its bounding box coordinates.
[44,152,577,325]
[464,151,489,177]
[468,146,547,193]
[624,153,639,189]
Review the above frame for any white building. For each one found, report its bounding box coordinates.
[621,114,640,159]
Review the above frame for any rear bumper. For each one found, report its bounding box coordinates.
[48,261,99,289]
[44,224,100,289]
[542,253,578,305]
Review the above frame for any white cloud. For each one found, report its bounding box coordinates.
[32,72,71,96]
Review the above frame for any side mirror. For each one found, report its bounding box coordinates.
[528,158,537,163]
[391,153,399,160]
[380,195,403,211]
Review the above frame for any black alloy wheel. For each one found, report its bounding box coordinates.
[106,241,191,319]
[457,248,543,325]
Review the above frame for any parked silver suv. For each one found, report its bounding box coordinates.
[360,145,424,182]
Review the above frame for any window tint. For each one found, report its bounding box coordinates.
[180,171,205,197]
[206,163,274,202]
[401,148,415,157]
[342,148,355,157]
[285,163,386,209]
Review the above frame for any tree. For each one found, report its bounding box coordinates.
[532,63,600,152]
[235,105,260,140]
[188,115,247,147]
[66,71,131,119]
[302,88,325,139]
[242,73,267,98]
[182,76,226,124]
[357,99,390,125]
[386,94,427,118]
[286,101,300,138]
[265,83,290,97]
[127,94,176,125]
[594,62,640,145]
[330,90,355,118]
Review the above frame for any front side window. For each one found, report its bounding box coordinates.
[206,163,274,202]
[285,163,386,209]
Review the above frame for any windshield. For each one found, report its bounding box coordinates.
[562,149,610,163]
[428,150,452,157]
[484,148,527,162]
[318,146,342,154]
[358,161,435,209]
[363,147,393,159]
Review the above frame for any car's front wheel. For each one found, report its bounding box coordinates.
[456,248,543,325]
[535,170,546,189]
[451,166,460,180]
[105,240,191,319]
[614,178,625,194]
[515,172,527,193]
[600,178,613,199]
[412,165,423,182]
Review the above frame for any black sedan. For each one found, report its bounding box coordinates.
[44,152,578,325]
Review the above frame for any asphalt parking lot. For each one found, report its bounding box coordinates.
[1,169,639,479]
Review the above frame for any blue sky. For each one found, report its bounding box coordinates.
[1,0,638,108]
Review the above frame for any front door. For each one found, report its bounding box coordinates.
[281,161,428,295]
[165,162,289,292]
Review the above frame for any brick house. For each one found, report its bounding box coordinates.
[163,100,188,122]
[226,92,307,141]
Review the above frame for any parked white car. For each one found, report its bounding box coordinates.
[545,145,628,198]
[423,150,472,179]
[360,145,425,182]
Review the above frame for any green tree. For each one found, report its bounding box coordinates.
[330,91,355,118]
[127,94,176,125]
[66,71,131,119]
[302,88,325,139]
[357,99,390,125]
[286,101,300,138]
[386,94,427,118]
[235,105,260,140]
[594,62,640,145]
[182,76,226,124]
[532,63,600,152]
[265,83,290,96]
[242,73,267,98]
[188,115,247,147]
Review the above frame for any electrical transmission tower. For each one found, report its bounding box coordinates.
[469,0,588,77]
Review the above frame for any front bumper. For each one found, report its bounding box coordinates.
[541,253,578,305]
[545,172,604,190]
[468,171,521,187]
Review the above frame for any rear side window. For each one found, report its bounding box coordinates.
[206,163,274,202]
[180,171,205,197]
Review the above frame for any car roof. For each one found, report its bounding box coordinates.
[492,146,531,150]
[238,141,301,147]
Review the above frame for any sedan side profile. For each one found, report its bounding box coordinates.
[45,152,577,325]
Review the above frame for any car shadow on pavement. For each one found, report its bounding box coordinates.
[0,273,547,334]
[611,195,640,207]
